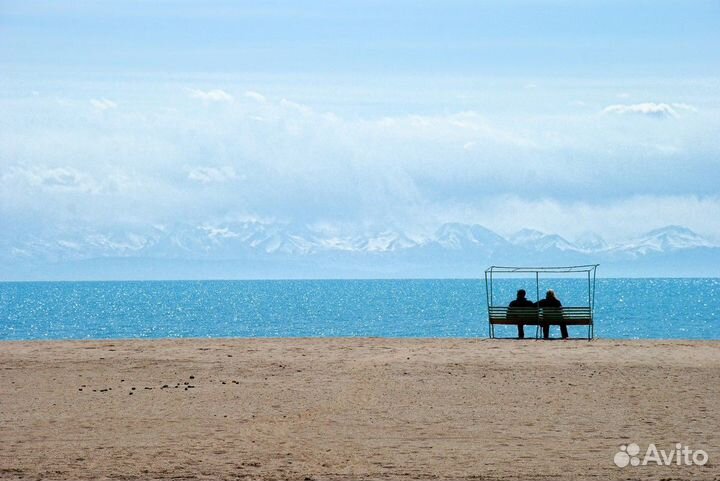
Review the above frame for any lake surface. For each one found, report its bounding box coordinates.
[1,279,719,340]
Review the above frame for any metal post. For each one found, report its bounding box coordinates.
[485,270,491,337]
[592,266,597,339]
[587,270,592,340]
[489,269,494,308]
[535,271,540,339]
[489,269,494,338]
[588,271,591,308]
[592,266,597,311]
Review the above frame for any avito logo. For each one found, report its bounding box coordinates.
[614,443,709,468]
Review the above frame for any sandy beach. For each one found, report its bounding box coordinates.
[1,338,718,480]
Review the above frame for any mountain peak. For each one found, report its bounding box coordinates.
[434,223,506,250]
[509,229,576,252]
[5,222,717,268]
[608,225,714,256]
[645,225,699,237]
[574,232,608,252]
[509,228,545,243]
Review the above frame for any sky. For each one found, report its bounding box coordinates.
[2,0,720,246]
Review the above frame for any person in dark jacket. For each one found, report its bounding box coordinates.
[536,289,568,339]
[508,289,535,339]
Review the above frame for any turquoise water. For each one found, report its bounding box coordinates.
[1,279,719,340]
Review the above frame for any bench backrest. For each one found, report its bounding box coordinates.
[488,306,592,325]
[489,306,540,325]
[553,307,593,325]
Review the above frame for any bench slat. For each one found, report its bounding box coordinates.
[488,306,592,326]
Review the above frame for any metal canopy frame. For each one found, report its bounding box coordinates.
[484,264,599,339]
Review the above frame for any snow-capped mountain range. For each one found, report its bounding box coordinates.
[3,223,718,279]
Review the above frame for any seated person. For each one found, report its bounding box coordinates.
[508,289,535,339]
[536,289,568,339]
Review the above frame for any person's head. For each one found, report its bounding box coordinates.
[516,289,526,299]
[546,289,556,300]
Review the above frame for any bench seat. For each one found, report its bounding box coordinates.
[488,306,593,339]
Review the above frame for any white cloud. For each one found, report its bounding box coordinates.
[430,195,720,243]
[3,166,101,194]
[186,166,240,184]
[57,240,82,250]
[199,225,240,240]
[671,102,698,113]
[244,91,267,103]
[55,97,73,106]
[280,98,313,115]
[2,83,719,247]
[188,88,234,102]
[90,98,117,110]
[602,102,697,118]
[373,111,536,148]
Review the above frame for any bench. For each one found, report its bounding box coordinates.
[488,306,593,339]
